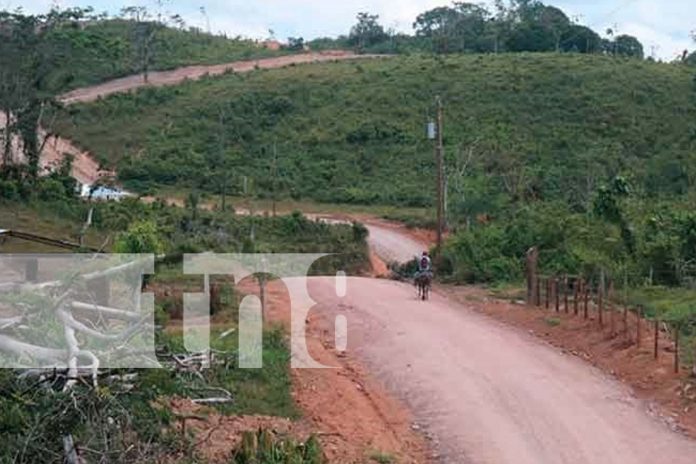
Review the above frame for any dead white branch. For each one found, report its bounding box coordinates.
[71,301,141,322]
[0,334,66,361]
[0,316,23,330]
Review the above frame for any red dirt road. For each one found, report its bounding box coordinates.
[4,52,383,185]
[58,51,381,104]
[364,221,429,264]
[305,276,696,463]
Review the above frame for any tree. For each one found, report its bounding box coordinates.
[114,220,164,254]
[613,34,644,58]
[120,6,183,83]
[593,176,635,255]
[414,3,490,53]
[505,3,571,52]
[0,8,90,179]
[286,37,305,51]
[686,31,696,64]
[121,6,157,83]
[348,12,387,51]
[414,6,460,53]
[538,5,570,52]
[561,24,602,53]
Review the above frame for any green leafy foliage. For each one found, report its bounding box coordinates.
[114,219,164,253]
[43,18,290,91]
[55,53,696,212]
[315,0,643,56]
[231,429,323,464]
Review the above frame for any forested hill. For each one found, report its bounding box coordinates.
[56,53,696,211]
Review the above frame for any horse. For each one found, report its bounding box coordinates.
[414,271,432,301]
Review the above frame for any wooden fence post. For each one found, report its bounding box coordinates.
[526,247,538,306]
[610,302,616,335]
[564,275,569,313]
[536,277,541,306]
[554,278,560,312]
[608,279,615,335]
[654,319,659,360]
[623,307,628,337]
[674,325,680,374]
[545,278,550,309]
[636,308,641,347]
[598,287,604,328]
[584,286,589,320]
[573,279,579,316]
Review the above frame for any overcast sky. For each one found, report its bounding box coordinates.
[13,0,695,60]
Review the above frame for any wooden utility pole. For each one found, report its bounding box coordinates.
[435,96,445,251]
[271,143,278,218]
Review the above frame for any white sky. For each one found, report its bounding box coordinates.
[13,0,696,60]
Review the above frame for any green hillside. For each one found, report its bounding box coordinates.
[46,18,289,90]
[56,53,696,209]
[53,52,696,293]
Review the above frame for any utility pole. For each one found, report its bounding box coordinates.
[435,96,445,251]
[271,143,278,218]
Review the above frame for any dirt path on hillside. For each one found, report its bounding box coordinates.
[302,276,696,464]
[3,51,382,185]
[59,51,381,104]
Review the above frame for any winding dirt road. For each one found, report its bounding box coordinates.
[303,274,696,464]
[9,44,696,462]
[284,221,696,463]
[364,222,427,264]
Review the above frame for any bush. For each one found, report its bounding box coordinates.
[114,220,164,254]
[36,178,69,201]
[0,180,19,200]
[231,429,323,464]
[442,226,523,283]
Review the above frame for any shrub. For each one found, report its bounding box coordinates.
[114,220,164,254]
[231,429,323,464]
[0,180,19,200]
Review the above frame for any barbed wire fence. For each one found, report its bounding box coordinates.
[527,256,696,376]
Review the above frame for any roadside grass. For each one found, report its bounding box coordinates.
[368,450,395,463]
[157,326,298,419]
[487,282,526,301]
[624,285,696,321]
[0,201,108,252]
[231,429,323,464]
[0,325,297,462]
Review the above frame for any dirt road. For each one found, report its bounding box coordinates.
[3,52,382,185]
[364,222,428,264]
[303,275,696,464]
[59,51,380,104]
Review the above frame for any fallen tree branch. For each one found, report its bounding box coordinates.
[71,301,141,322]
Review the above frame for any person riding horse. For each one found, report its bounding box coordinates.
[414,251,433,299]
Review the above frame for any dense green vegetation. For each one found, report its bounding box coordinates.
[53,51,696,313]
[311,0,645,58]
[0,193,362,462]
[0,190,369,274]
[232,429,323,463]
[56,53,696,208]
[49,18,288,90]
[0,8,289,184]
[0,323,296,463]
